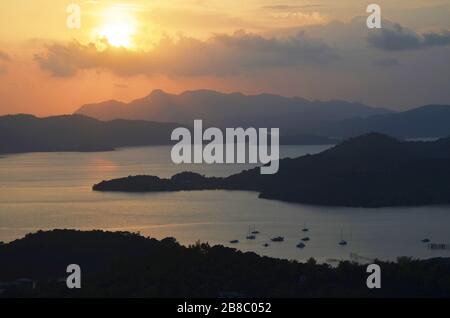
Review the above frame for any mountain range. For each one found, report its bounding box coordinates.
[75,89,390,135]
[323,105,450,138]
[75,89,450,138]
[3,90,450,155]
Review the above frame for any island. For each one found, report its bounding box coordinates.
[93,133,450,207]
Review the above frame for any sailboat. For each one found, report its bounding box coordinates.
[251,225,260,235]
[302,222,309,232]
[339,229,348,246]
[246,226,256,240]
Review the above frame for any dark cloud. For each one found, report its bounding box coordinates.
[367,23,450,51]
[423,31,450,46]
[34,31,338,77]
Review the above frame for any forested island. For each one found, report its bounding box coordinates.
[93,133,450,207]
[1,229,450,298]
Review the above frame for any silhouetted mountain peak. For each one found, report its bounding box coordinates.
[147,89,171,98]
[180,89,223,98]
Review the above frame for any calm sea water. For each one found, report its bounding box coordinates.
[1,145,450,263]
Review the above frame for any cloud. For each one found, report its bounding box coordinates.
[0,51,10,61]
[34,31,338,77]
[367,23,450,51]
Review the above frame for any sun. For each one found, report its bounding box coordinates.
[95,6,137,48]
[98,22,135,47]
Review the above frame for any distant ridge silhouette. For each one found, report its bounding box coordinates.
[75,90,450,138]
[0,114,336,154]
[0,114,181,154]
[324,105,450,138]
[75,89,390,135]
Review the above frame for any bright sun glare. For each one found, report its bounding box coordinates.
[95,6,137,48]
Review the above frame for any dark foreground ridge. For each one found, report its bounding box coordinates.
[93,133,450,207]
[1,229,450,298]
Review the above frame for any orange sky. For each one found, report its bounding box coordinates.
[1,0,450,115]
